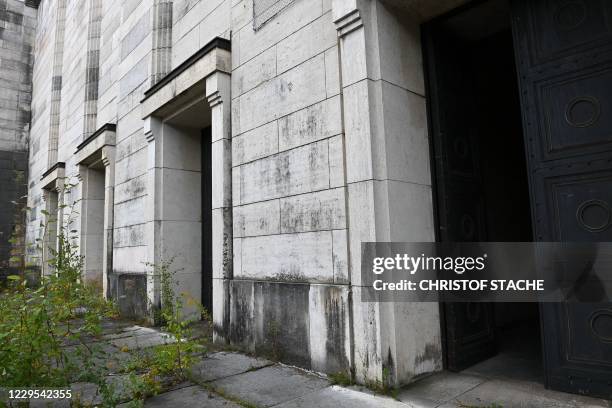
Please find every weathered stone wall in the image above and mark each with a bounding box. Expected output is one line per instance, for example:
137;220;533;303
26;0;56;255
228;0;351;373
26;0;158;298
0;150;27;279
110;0;155;291
172;0;230;68
0;0;36;278
22;0;459;386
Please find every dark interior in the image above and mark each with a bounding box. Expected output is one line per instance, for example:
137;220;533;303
202;126;213;314
467;27;542;383
427;0;543;382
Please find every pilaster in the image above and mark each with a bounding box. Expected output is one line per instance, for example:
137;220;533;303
144;116;163;310
206;71;232;343
101;146;115;298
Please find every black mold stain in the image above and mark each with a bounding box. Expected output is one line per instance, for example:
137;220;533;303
229;280;253;347
414;342;442;369
323;286;349;373
254;281;310;368
384;347;395;386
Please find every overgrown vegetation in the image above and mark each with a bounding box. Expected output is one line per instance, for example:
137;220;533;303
1;169;28;283
0;183;117;391
328;371;354;387
119;260;207;407
0;181;209;407
361;366;399;399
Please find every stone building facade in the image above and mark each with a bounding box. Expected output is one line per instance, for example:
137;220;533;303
17;0;612;399
0;0;36;279
23;0;451;386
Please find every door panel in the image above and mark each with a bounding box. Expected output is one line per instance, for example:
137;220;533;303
539;67;612;159
511;0;612;398
423;21;497;372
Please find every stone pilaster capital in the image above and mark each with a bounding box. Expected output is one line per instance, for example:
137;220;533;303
205;72;231;109
144;116;160;144
101;146;115;167
334;8;363;37
332;0;364;37
206;90;223;108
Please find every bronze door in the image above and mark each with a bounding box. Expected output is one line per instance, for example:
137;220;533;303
511;0;612;398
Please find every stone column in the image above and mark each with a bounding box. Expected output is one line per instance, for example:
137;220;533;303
47;0;67;168
41;189;58;277
333;0;387;385
43;182;65;276
144;116;163;311
76;165;89;273
151;0;173;85
101;146;115;298
83;0;102;138
206;72;232;343
333;0;442;386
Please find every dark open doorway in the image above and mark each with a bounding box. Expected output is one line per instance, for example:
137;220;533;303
423;0;542;383
201;126;213;314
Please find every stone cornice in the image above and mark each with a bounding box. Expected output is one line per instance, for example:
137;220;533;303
141;37;231;119
74;123;117;166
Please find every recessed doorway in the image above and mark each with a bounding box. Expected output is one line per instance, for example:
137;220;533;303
159;97;213;316
423;0;542;383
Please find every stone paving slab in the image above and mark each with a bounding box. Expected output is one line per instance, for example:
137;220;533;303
396;371;486;405
436;378;611;408
274;385;425;408
103;326;159;341
463;351;543;383
118;385;242;407
210;365;330;407
109;331;175;351
27;376;133;407
61;341;131;374
348;385;438;408
190;351;273;382
31;322;611;408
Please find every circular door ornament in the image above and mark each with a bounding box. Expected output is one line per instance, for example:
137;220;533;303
589;310;612;343
554;1;587;31
576;199;611;232
565;96;601;128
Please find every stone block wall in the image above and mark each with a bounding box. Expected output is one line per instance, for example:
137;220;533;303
110;0;155;287
228;0;351;373
27;0;55;251
20;0;458;386
0;0;36;279
172;0;230;68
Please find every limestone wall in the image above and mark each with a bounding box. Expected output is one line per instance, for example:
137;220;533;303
172;0;231;68
0;0;36;278
111;0;154;281
27;0;55;251
227;0;351;373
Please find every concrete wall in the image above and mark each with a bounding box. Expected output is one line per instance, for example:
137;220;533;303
0;0;36;279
